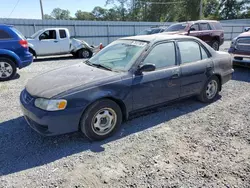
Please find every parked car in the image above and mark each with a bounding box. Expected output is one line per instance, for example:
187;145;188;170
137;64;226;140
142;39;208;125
20;35;233;141
161;20;224;51
27;28;94;58
137;26;168;35
244;27;250;32
228;31;250;67
0;24;33;81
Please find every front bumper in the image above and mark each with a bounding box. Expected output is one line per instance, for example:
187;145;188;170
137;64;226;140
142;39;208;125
20;90;84;136
228;47;250;67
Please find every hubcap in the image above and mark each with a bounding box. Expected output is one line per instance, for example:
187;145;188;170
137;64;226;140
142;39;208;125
206;80;218;99
91;108;117;136
82;50;89;58
0;62;13;78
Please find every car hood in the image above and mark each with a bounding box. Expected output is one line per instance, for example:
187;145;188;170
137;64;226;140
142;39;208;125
26;63;119;98
237;32;250;38
159;31;187;35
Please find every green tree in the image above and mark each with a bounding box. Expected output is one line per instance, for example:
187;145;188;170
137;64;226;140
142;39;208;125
75;10;95;20
50;8;71;20
219;0;244;19
203;0;220;19
91;6;108;20
44;14;54;20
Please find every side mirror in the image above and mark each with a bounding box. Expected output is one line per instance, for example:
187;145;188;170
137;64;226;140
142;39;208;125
138;63;156;73
188;27;196;35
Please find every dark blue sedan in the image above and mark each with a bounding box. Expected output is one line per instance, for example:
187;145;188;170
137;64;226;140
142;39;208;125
20;35;233;140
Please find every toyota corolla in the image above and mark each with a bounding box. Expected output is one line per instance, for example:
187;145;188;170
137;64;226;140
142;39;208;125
20;35;233;140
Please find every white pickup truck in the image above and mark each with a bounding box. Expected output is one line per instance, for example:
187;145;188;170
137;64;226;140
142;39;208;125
27;28;94;58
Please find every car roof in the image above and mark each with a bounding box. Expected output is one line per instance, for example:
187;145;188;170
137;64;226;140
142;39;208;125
121;34;198;43
0;24;13;28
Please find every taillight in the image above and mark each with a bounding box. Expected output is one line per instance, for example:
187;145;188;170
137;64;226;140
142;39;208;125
19;40;28;48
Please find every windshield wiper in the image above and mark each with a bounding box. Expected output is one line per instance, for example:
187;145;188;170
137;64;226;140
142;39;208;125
92;63;113;71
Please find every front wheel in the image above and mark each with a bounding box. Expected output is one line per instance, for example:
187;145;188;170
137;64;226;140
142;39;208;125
80;99;122;141
0;58;17;81
77;49;92;59
198;76;220;103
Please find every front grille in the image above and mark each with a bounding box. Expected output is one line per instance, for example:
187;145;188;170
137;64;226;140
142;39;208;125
22;90;34;104
236;37;250;51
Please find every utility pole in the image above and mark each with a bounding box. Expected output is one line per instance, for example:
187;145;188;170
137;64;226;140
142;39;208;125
199;0;203;19
40;0;44;19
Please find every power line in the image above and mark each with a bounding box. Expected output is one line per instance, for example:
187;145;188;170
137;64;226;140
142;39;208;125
8;0;21;17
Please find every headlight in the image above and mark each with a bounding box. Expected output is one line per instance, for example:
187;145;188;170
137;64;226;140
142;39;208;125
34;98;67;111
231;37;237;48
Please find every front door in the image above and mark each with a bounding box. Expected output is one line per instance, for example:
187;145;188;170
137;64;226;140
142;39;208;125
189;23;202;40
37;30;60;55
132;42;181;110
199;22;213;44
177;40;213;97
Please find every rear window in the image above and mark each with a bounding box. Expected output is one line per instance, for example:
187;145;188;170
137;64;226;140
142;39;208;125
166;23;188;32
211;22;223;30
0;30;12;40
59;30;67;38
200;23;211;30
11;27;25;39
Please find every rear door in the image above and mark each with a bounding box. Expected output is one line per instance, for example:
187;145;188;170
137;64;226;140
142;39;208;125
177;40;213;97
199;22;213;44
132;41;181;110
59;29;70;53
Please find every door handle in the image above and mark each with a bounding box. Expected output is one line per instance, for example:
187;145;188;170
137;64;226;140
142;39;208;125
171;73;180;79
54;41;58;43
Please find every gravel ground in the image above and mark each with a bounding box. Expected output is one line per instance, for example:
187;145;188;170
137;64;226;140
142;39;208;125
1;42;250;188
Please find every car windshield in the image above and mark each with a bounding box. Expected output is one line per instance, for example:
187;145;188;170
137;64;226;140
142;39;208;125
138;28;161;35
30;30;42;39
87;40;148;72
166;23;188;32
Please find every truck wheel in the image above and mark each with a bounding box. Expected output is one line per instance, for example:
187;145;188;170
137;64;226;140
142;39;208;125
0;57;17;81
77;49;92;59
211;40;219;51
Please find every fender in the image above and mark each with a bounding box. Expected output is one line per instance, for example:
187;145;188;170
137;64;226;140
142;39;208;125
0;49;22;68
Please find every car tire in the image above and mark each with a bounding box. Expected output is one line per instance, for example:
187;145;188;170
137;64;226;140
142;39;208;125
211;40;219;51
0;57;17;81
198;76;220;103
77;49;93;59
80;99;122;141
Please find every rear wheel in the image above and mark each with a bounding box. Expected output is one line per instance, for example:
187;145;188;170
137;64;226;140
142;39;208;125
198;76;220;103
211;40;219;51
0;58;17;81
77;49;92;59
80;99;122;141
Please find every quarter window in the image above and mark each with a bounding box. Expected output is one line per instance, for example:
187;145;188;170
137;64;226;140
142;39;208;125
59;30;66;38
143;42;176;69
0;30;11;39
200;23;211;30
201;46;208;59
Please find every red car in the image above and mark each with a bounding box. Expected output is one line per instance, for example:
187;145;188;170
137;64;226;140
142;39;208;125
161;20;224;51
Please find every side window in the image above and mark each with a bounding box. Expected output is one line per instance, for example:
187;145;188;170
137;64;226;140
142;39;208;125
190;24;199;31
178;41;201;63
0;30;11;40
201;46;209;59
39;30;56;40
143;42;176;69
200;23;211;31
59;30;66;38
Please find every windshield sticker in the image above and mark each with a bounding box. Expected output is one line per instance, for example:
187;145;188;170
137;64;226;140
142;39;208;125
131;41;147;46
